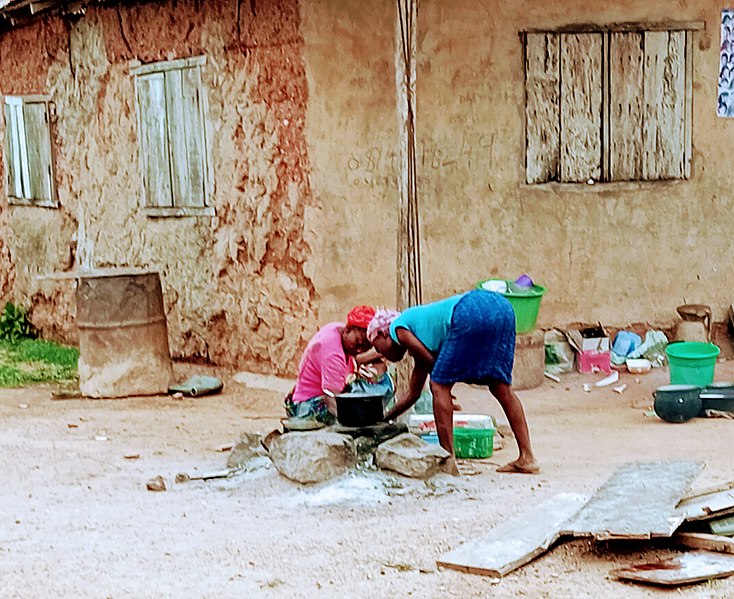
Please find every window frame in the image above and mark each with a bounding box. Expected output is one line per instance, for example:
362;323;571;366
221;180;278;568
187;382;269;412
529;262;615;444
3;94;59;208
522;21;702;186
131;56;214;218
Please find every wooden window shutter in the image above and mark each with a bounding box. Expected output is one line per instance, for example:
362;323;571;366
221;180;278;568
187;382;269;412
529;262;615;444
181;66;206;207
525;33;560;184
4;97;30;199
136;73;173;207
559;33;603;183
609;33;645;181
22;100;54;203
163;66;206;207
643;31;687;180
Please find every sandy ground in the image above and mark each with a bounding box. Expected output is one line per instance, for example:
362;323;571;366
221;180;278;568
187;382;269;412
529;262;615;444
1;362;734;599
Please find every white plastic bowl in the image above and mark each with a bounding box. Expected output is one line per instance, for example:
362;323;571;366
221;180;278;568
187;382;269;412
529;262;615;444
627;358;652;374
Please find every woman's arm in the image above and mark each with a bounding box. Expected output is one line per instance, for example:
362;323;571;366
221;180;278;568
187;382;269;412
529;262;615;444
384;359;430;421
355;347;382;366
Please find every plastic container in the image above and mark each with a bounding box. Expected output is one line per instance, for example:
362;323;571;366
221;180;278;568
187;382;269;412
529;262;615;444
477;279;547;333
408;413;494;435
627;358;652;375
666;342;720;386
454;428;494;459
420;428;495;459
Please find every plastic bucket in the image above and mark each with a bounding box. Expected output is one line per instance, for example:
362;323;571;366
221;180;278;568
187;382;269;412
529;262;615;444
477;279;546;333
454;427;494;459
420;429;495;459
666;342;720;386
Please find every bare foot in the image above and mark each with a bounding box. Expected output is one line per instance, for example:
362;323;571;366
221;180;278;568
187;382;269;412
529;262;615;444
441;456;461;476
496;458;541;475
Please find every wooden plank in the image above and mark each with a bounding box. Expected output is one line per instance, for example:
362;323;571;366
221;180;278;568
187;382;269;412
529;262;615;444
609;32;644;181
130;55;206;77
436;493;588;578
564;461;703;540
136;72;172;207
674;532;734;555
164;68;191;208
560;33;602;183
4;100;23;198
683;30;693;179
643;31;686;180
22;101;53;203
523;21;705;34
679;482;734;522
525;33;560;184
5;97;30;199
181;66;206;207
610;552;734;587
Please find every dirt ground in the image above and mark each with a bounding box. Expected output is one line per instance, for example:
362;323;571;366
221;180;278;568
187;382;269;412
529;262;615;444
1;362;734;599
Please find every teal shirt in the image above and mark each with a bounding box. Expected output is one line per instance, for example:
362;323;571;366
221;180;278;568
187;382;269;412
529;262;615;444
390;292;467;354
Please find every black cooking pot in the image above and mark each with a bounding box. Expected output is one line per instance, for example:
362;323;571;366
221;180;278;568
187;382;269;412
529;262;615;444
653;385;702;423
335;391;385;427
699;382;734;415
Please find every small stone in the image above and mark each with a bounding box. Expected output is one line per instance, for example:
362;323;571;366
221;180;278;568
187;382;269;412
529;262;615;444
67;423;78;429
18;403;28;409
94;435;108;442
124;453;140;460
175;473;190;483
146;475;166;492
171;392;184;399
375;433;450;479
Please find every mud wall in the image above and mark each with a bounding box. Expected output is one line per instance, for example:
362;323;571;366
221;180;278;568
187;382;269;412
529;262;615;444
303;0;734;331
0;0;317;374
1;0;733;375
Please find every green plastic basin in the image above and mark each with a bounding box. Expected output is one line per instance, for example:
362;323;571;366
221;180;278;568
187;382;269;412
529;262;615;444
477;279;547;333
666;342;720;386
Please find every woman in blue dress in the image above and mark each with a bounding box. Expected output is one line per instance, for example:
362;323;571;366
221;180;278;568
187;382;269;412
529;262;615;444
367;289;539;475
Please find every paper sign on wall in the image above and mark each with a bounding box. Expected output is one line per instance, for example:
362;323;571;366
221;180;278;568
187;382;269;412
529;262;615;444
718;9;734;117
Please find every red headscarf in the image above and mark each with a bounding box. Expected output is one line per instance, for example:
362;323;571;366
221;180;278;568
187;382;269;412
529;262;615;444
346;305;376;329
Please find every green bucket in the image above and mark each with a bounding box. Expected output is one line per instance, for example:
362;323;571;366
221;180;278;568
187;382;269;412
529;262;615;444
476;279;547;333
453;427;494;459
666;341;720;386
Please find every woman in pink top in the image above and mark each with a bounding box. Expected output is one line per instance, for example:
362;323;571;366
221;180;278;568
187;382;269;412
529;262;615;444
284;305;378;423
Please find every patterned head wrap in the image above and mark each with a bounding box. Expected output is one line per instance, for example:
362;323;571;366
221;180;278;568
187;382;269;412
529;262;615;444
367;309;401;344
346;305;376;329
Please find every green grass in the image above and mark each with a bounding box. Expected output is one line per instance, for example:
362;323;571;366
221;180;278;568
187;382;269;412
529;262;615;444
0;338;79;387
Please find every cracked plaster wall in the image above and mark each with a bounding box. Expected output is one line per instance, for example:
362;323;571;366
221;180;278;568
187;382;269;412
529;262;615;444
3;0;734;376
0;0;317;374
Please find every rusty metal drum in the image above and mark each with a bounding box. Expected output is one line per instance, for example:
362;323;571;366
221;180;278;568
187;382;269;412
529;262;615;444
76;271;172;398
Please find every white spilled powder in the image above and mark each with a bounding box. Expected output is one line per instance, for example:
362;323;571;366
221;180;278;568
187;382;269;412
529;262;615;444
282;471;396;508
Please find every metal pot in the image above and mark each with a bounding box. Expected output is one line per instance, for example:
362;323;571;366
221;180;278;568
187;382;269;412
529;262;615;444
653;385;702;423
699;382;734;415
335;391;385;427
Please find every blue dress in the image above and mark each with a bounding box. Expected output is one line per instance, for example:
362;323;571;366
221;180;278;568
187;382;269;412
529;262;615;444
392;289;516;386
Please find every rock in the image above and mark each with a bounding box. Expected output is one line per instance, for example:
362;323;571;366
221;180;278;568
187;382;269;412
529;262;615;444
175;473;190;484
268;431;356;484
330;422;408;458
262;429;282;452
375;433;450;479
146;475;167;492
226;432;267;469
